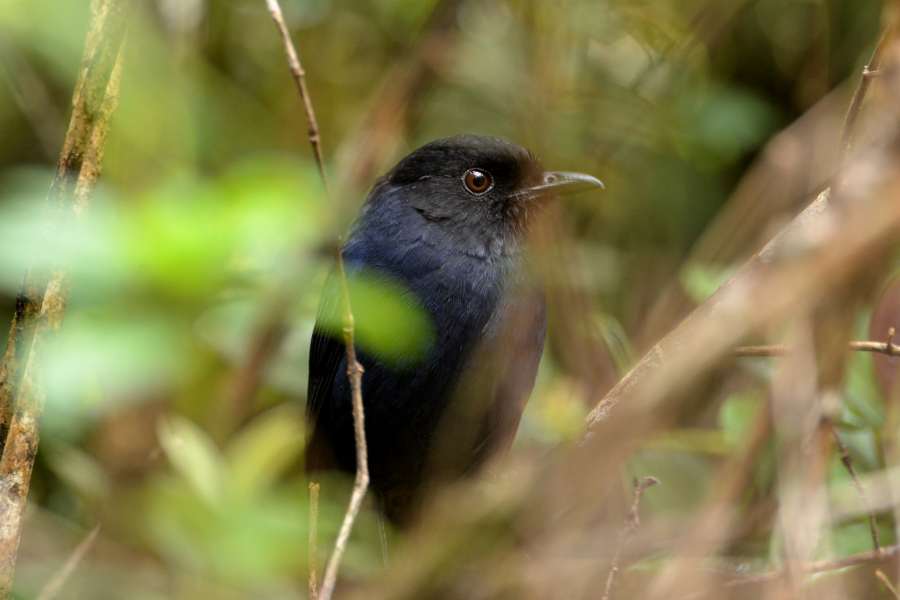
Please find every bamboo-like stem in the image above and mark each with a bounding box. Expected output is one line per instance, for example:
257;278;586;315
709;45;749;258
0;0;130;595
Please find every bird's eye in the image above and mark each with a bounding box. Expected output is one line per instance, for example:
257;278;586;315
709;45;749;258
462;168;493;195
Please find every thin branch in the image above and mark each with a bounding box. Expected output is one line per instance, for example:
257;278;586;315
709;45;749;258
735;330;900;358
226;0;335;424
725;542;900;587
263;3;369;598
840;24;894;161
876;569;900;600
601;476;659;600
0;0;129;595
264;0;328;195
318;256;368;600
308;482;320;600
829;421;881;551
36;526;100;600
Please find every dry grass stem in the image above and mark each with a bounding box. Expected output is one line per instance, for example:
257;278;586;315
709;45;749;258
830;422;882;550
264;0;328;194
308;481;320;600
35;526;100;600
262;2;369;596
601;476;658;600
876;569;900;599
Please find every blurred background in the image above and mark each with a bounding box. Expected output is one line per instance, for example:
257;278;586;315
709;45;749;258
0;0;896;598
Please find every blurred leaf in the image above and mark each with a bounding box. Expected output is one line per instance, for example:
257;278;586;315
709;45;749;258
719;391;762;447
225;405;306;498
680;263;733;303
158;416;225;506
44;443;111;503
316;268;435;363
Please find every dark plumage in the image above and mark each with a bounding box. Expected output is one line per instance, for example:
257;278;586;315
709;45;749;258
305;134;602;525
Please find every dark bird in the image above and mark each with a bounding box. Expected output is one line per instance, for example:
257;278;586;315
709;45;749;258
305;134;603;525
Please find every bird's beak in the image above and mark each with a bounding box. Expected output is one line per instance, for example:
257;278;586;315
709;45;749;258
523;171;605;198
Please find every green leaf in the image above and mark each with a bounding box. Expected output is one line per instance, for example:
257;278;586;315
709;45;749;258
225;405;306;497
316;269;435;363
158;416;226;505
680;263;733;303
719;391;762;447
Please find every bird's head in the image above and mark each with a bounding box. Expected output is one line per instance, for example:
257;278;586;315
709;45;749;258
378;134;603;259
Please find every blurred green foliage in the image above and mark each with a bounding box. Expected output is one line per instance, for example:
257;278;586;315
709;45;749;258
0;0;891;596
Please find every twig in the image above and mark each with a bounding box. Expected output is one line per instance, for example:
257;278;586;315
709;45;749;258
318;256;368;600
829;422;881;551
735;331;900;358
0;0;129;595
601;476;659;600
36;526;100;600
840;24;894;161
876;569;900;599
726;542;900;587
308;482;320;600
226;0;337;425
262;3;369;597
264;0;328;195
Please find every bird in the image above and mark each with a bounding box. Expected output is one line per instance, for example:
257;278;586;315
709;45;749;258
305;134;603;526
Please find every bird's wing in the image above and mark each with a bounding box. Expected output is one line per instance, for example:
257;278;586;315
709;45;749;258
428;288;547;477
470;290;547;463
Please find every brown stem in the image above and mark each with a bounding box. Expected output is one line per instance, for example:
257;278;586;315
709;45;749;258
0;0;130;595
601;476;658;600
308;481;320;600
734;336;900;358
36;526;100;600
726;542;900;587
318;252;369;600
264;0;328;195
829;421;882;551
262;3;369;597
840;24;894;161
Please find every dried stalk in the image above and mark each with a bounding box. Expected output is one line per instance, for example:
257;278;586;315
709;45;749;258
318;256;368;600
601;476;658;600
830;421;882;551
264;0;328;194
840;24;894;160
262;3;368;598
36;526;100;600
876;569;900;600
308;481;320;600
726;542;900;587
735;331;900;357
0;0;130;595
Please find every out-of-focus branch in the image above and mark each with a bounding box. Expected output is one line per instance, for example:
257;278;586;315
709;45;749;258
876;569;900;599
726;542;900;587
735;329;900;357
308;481;320;600
601;476;658;600
829;422;881;551
840;24;895;160
36;526;100;600
0;0;130;595
261;3;368;598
